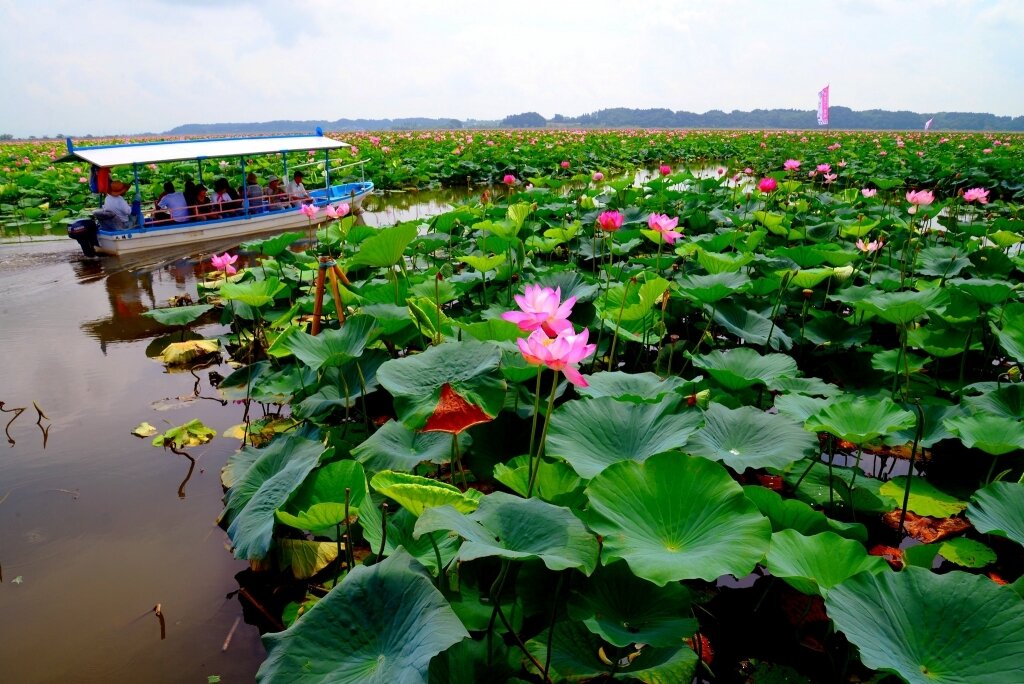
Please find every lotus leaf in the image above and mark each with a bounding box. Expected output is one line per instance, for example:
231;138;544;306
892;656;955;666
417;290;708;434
352;419;469;473
805;395;916;445
710;302;793;350
152;418;216;449
158;338;220;365
742;486;867;543
492;455;584;508
370;471;482;517
360;506;460;575
141;304;213;326
944;413;1024;455
826;567;1024;684
962;384;1024;420
221;277;286;307
278;539;340;579
546;395;704;479
766;530;886;597
584;452;771;585
937;537;996;568
348;222;418;268
967;481;1024;547
690;347;798;391
878;477;966;518
282;314;377;370
687;404;817;471
257;552;468;683
575;371;696;404
413;491;598;574
676;271;750;304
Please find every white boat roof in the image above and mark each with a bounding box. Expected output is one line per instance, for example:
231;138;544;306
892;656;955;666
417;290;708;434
57;133;349;167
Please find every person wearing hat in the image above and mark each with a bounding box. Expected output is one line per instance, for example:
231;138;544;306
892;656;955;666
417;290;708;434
265;175;287;210
285;170;311;207
102;180;133;226
243;172;266;214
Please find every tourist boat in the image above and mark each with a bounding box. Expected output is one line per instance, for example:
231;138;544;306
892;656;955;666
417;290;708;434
58;130;373;256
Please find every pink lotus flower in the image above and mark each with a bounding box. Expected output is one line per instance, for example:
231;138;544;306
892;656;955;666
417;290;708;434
516;328;596;387
906;190;935;206
856;237;884;253
783;159;801;171
300;204;320;219
503;174;516;186
336;202;351;217
659;164;672;176
758;177;778;194
983;148;992;154
743;167;753;175
963;187;989;204
816;163;832;173
647;213;683;244
78;176;88;183
823;173;838;184
592;171;604;182
861;188;878;198
560;160;570;169
211;252;238;275
502;285;576;337
596;210;624;232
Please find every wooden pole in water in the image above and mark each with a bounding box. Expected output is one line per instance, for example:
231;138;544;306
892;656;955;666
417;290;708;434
326;263;346;325
311;259;328;336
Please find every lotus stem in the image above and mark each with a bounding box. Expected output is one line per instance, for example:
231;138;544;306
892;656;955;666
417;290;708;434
428;535;445;591
543;572;566;681
526;370;544;489
376;502;389;560
334;521;343;587
344;487;355;572
486;559;512;665
607;279;633;372
528;374;560;497
897;400;925;541
451;433;468;490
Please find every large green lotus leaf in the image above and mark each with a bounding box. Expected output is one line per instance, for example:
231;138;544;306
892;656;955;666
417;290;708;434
697;247;753;274
377;340;506;431
773;393;831;423
567;561;696;648
152;418;217;449
576;371;697;404
292;352;388;419
805;395;916;445
782;460;897;514
492;455;584;508
963;385;1024;421
278;539;339;580
871;348;930;375
801;312;872;348
766;530;886;597
690;347;798;391
282;314;377;370
944;413;1024;455
275;503;351;535
967;481;1024;547
241;231;303;256
676;271;750;304
584;452;771;585
937;537;996;568
221;444;262;488
915;246;971;278
352;419;468;473
710;302;793;350
221;277;286;307
826;567;1024;684
370;471;481;517
948;278;1018;305
158;339;220;366
992;313;1024;364
534;270;600;304
853;288;947;325
878;477;966;518
906;323;981;358
413;492;598;574
349;222;418;268
141;304;213;326
221;435;327;560
458;318;525;343
525;619;697;683
257;552;468;683
687;404;817;471
774;267;835;289
768;375;842;397
546;395;704;479
883;402;960;449
460;253;506;272
742;486;867;543
275;460;369;533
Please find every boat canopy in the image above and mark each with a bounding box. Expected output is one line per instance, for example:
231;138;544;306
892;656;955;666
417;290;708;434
56;133;350;167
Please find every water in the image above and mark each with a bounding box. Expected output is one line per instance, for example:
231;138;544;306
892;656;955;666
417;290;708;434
0;192;476;683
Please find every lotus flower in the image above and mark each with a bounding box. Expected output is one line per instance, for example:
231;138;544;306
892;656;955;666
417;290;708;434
560;160;570;169
783;159;801;171
906;190;935;206
758;177;778;194
862;188;878;198
336;202;351;217
823;173;838;184
502;284;576;337
324;205;339;219
300;203;320;219
503;174;516;185
816;163;832;173
596;210;624;232
516;328;596;387
963;187;989;204
856;237;884;253
592;171;604;182
659;164;672;176
647;213;683;244
211;252;238;275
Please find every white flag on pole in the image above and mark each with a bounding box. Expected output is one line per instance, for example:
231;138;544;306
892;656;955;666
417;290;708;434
817;85;830;126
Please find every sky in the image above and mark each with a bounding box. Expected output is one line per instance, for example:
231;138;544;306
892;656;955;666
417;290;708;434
1;0;1022;137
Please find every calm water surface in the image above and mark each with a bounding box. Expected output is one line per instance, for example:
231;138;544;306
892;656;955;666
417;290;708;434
0;190;474;683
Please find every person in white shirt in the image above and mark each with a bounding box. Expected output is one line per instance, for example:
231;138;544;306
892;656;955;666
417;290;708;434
285;171;311;207
102;180;132;226
156;181;190;223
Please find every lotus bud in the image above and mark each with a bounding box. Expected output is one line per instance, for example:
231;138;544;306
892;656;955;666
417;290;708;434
832;265;855;283
579;195;596;209
802;288;814;299
1009;366;1021;381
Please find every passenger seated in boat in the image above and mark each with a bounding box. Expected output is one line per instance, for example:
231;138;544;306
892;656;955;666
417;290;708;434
98;180;133;228
212;178;241;217
243;172;266;214
193;184;216;220
265;175;288;209
155;181;190;224
285;171;312;206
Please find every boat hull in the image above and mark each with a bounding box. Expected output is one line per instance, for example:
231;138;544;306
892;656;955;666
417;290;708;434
95;182;372;256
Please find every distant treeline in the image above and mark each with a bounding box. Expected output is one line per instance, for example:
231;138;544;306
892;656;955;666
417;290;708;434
162;107;1024;135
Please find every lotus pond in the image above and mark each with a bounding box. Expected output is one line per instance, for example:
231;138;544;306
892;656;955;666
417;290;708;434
4;129;1024;683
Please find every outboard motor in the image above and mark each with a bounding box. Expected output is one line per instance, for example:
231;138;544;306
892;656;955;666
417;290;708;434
68;218;99;257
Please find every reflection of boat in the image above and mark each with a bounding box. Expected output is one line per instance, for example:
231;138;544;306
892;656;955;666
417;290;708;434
58;131;373;256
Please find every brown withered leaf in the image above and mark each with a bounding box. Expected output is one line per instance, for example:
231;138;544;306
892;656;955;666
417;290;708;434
882;509;971;543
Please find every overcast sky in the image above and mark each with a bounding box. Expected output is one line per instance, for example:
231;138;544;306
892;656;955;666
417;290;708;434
1;0;1022;137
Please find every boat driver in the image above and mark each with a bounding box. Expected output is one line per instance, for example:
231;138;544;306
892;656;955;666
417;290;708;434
102;180;133;227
